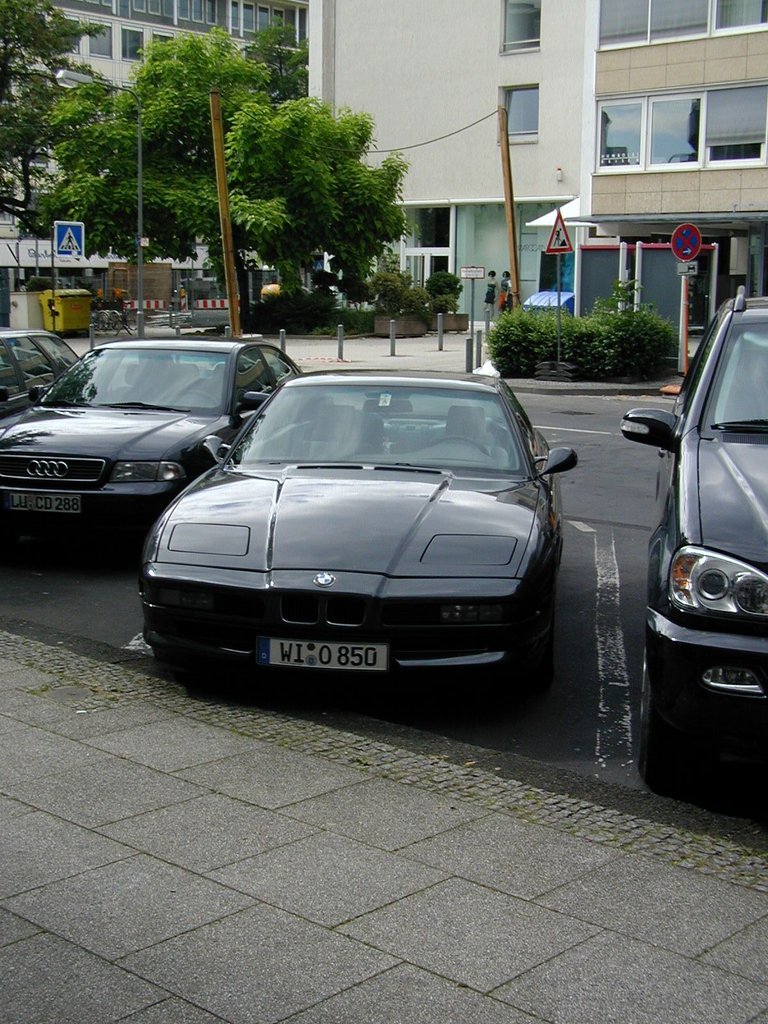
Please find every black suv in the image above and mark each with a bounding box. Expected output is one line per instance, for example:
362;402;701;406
622;289;768;795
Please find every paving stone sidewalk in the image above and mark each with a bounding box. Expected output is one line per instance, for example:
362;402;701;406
1;631;767;1024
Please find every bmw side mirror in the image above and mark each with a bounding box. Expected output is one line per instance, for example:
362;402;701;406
28;384;49;403
539;446;578;476
621;408;677;452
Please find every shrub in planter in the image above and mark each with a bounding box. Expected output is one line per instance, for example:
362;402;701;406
425;271;462;315
369;270;431;329
250;290;338;334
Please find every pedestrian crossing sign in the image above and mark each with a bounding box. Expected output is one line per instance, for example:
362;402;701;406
53;221;85;258
545;209;573;255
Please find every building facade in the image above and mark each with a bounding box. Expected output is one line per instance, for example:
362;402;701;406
309;0;768;325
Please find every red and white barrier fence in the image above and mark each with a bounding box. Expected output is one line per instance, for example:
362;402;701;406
125;299;168;310
195;298;229;309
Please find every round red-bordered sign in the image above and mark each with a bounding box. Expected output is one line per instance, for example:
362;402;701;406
671;223;702;262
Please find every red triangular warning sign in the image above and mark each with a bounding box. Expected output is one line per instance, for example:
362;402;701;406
545;209;573;255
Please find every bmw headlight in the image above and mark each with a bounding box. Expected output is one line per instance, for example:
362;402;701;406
670;546;768;617
110;461;186;483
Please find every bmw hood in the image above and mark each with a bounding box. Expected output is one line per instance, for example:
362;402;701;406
0;406;214;461
698;438;768;567
153;468;541;579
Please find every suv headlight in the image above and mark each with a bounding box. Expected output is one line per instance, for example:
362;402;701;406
670;546;768;617
110;461;186;483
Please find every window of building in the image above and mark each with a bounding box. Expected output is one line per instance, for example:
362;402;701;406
153;31;173;43
243;2;256;32
206;0;217;21
503;0;541;51
179;0;190;17
706;86;767;160
272;7;284;23
599;86;766;170
258;5;270;29
122;27;143;60
600;0;766;44
119;0;129;15
89;24;113;57
716;0;768;28
504;86;539;138
191;0;204;21
230;1;239;31
599;102;643;166
133;0;146;12
297;7;307;40
649;96;700;164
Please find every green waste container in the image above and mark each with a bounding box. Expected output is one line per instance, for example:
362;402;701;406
38;289;92;334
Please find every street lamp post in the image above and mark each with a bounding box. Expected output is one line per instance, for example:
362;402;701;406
55;70;144;337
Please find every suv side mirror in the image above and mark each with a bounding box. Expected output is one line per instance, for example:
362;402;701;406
621;408;677;452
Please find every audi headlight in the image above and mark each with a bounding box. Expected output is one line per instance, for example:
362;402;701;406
670;546;768;617
110;461;186;483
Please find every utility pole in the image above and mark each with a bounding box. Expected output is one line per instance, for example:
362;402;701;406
210;89;241;338
498;105;520;309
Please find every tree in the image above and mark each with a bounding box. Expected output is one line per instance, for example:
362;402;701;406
246;23;308;103
0;0;97;233
42;29;407;328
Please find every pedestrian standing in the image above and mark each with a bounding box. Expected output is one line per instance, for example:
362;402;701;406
483;271;497;320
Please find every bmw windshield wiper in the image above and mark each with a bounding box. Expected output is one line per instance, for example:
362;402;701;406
103;402;186;412
42;399;89;407
711;419;768;432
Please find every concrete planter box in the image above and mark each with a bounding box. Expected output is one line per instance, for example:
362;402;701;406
431;313;469;332
373;315;429;337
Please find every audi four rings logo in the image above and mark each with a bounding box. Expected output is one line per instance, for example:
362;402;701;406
26;459;69;478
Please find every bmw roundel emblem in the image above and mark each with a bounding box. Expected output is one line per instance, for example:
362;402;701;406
313;572;336;588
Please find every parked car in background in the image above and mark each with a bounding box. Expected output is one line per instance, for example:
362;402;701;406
140;370;577;690
0;328;79;419
0;338;301;541
621;289;768;796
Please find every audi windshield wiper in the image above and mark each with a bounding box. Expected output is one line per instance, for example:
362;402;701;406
103;402;186;412
711;419;768;432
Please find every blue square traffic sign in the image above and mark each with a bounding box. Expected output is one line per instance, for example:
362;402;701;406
53;220;85;258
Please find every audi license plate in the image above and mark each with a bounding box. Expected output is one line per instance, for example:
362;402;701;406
5;491;82;514
257;637;388;671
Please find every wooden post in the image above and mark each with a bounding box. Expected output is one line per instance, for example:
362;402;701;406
498;105;520;309
209;89;241;338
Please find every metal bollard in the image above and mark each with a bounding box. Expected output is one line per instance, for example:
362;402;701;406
437;312;444;351
89;324;95;350
224;325;231;338
337;323;344;360
476;329;483;369
279;328;286;353
389;319;396;356
465;337;473;373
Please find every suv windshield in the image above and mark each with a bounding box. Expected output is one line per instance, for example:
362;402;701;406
707;323;768;428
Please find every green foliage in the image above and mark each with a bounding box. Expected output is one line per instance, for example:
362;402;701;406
488;301;676;380
368;271;412;316
250;290;339;334
0;0;100;232
23;276;53;292
425;271;462;314
245;23;308;103
41;30;408;312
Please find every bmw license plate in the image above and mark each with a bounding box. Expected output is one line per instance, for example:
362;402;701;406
257;637;389;671
5;491;81;514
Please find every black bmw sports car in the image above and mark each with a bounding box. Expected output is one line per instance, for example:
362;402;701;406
0;338;301;541
622;289;768;795
141;371;577;688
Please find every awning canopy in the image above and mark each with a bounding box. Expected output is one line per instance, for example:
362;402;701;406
526;197;593;228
